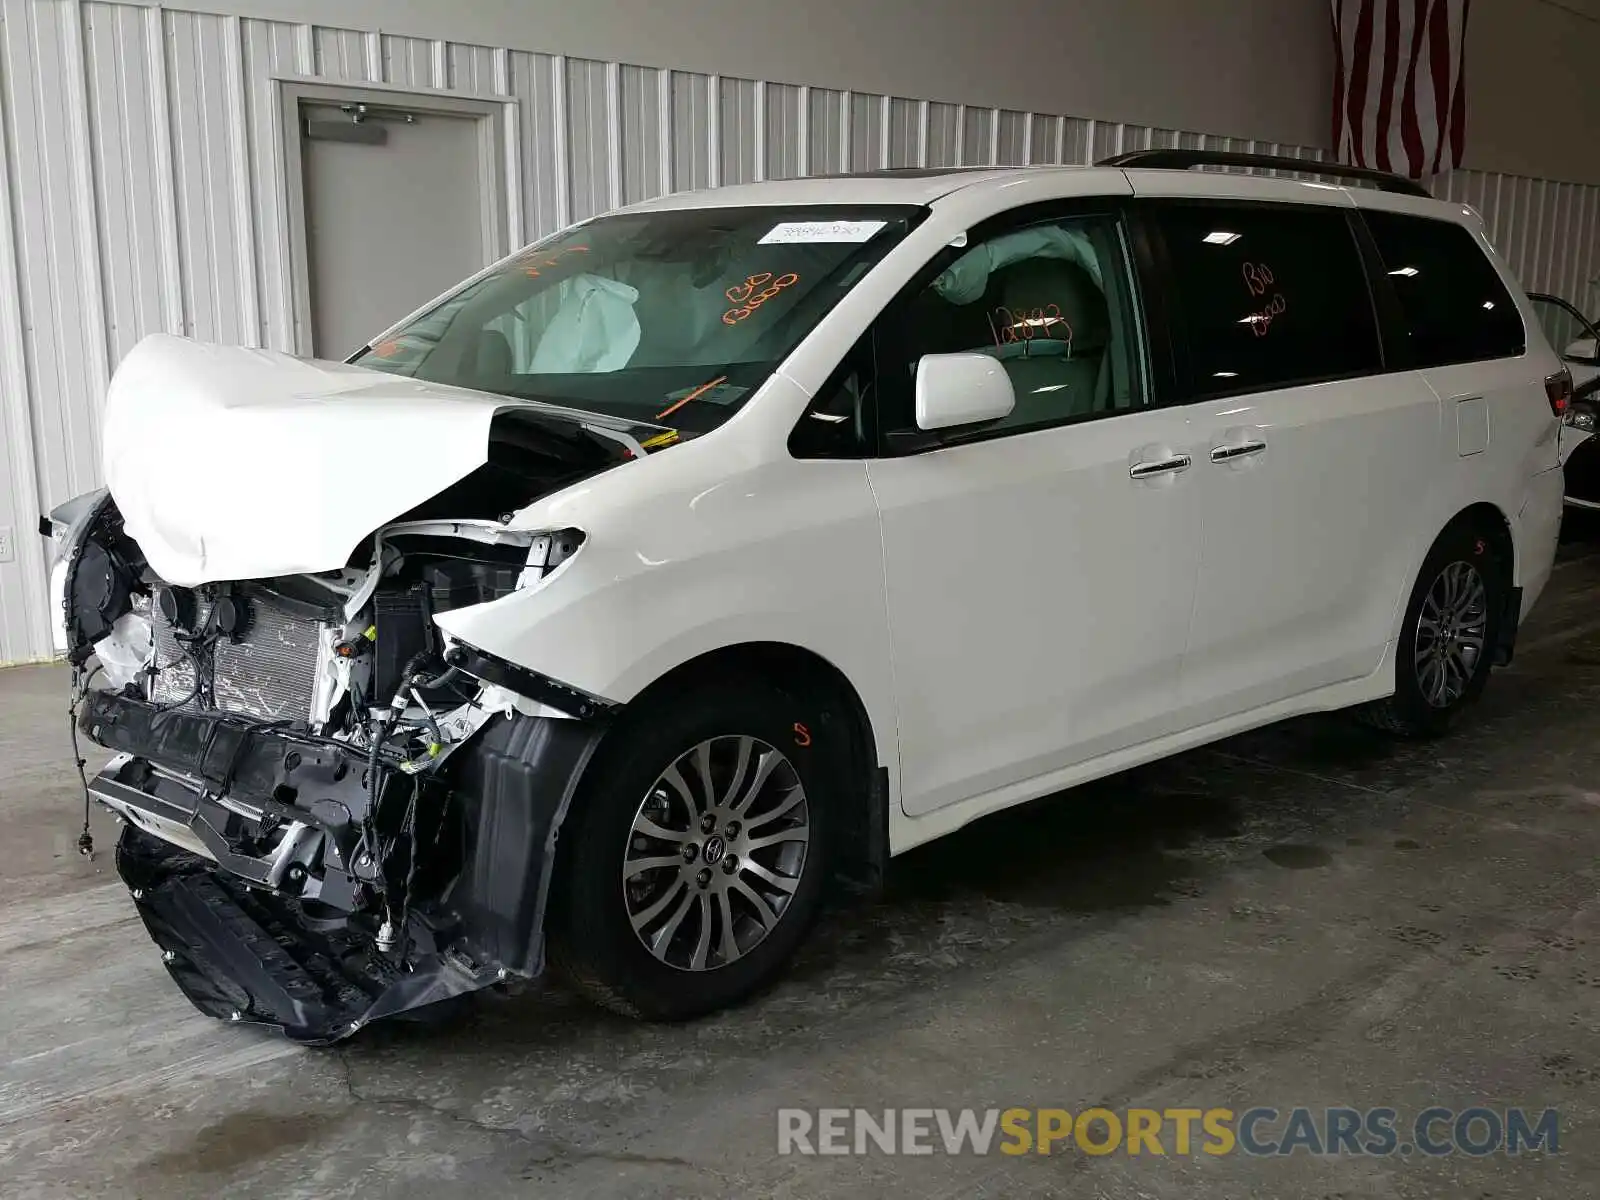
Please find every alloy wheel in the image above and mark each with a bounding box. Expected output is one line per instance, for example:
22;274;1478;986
1413;560;1489;709
622;735;811;972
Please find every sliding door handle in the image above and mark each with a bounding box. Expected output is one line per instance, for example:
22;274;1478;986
1129;453;1192;479
1210;440;1267;463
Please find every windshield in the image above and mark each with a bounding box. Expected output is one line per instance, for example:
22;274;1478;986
353;205;919;438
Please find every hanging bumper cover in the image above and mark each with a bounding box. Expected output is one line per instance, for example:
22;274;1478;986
81;688;606;1043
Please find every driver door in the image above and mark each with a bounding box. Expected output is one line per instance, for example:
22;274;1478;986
865;204;1204;818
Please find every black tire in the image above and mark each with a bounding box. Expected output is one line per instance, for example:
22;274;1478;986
1361;520;1508;738
547;674;835;1021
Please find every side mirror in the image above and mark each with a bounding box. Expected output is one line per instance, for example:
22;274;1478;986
914;352;1015;431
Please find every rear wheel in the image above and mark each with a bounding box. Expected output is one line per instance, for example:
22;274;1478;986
1361;521;1507;737
548;676;833;1020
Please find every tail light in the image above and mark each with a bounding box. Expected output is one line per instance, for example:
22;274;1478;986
1547;367;1573;417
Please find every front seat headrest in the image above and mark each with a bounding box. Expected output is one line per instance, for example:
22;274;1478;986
991;258;1109;357
473;328;514;379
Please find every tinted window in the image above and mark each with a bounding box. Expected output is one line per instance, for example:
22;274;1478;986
1152;203;1382;398
882;213;1144;446
1362;210;1525;367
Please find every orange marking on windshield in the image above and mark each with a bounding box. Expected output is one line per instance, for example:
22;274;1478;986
372;339;403;358
656;376;728;422
722;271;800;325
522;245;590;277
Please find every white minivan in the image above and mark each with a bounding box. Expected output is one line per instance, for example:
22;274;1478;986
51;151;1566;1041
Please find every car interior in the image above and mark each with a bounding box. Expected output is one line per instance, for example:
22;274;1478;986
903;220;1139;432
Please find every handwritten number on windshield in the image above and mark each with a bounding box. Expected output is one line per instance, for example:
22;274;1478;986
723;272;799;326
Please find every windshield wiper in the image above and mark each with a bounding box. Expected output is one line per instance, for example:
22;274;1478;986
656;375;729;422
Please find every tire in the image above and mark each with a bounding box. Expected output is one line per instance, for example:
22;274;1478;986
547;674;834;1021
1360;520;1508;738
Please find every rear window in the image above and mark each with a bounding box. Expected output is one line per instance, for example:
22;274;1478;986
1361;210;1525;368
1150;202;1383;398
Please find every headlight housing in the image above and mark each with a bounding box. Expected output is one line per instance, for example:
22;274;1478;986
42;488;109;566
41;488;110;652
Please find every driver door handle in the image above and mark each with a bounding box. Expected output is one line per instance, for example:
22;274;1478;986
1210;440;1267;463
1129;453;1192;479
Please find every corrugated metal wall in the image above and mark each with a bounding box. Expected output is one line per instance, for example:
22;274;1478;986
1;0;1597;664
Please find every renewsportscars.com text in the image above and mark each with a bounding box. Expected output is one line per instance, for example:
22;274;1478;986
776;1106;1559;1157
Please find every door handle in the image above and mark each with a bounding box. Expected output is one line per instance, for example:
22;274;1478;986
1209;440;1267;463
1129;453;1192;479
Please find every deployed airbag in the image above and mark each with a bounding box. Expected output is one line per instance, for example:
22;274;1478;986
934;225;1105;304
529;274;642;373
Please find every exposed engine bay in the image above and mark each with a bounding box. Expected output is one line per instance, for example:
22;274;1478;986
53;401;644;1042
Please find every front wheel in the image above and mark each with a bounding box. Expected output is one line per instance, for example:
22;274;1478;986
1361;522;1507;737
547;677;833;1020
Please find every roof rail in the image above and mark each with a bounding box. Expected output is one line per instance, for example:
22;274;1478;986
1098;149;1432;199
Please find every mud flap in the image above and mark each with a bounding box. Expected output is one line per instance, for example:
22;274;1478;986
1492;585;1524;667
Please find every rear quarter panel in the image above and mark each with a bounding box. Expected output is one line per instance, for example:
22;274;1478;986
1411;352;1561;594
1348;190;1563;631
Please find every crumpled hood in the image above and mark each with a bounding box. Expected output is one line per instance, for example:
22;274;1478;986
103;333;639;585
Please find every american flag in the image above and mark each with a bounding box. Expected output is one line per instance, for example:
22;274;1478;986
1331;0;1470;180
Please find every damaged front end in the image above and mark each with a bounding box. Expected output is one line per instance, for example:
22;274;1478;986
51;351;653;1042
92;695;599;1041
63;499;613;1042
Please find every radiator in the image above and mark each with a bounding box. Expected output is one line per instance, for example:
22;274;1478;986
149;588;327;722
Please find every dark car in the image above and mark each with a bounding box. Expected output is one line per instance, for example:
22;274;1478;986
1530;293;1600;510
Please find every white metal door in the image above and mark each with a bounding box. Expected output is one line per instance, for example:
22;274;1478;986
1134;192;1442;728
1178;376;1441;728
868;409;1202;817
300;101;488;360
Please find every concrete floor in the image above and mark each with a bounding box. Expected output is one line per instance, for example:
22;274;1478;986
7;555;1600;1199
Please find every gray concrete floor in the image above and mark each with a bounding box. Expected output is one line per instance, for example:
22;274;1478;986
8;553;1600;1199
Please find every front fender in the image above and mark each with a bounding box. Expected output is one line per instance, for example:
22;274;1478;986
432;454;899;778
